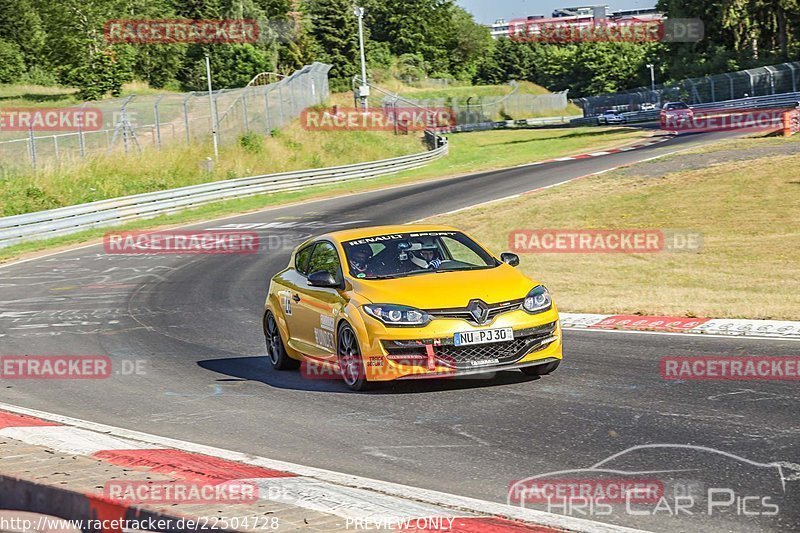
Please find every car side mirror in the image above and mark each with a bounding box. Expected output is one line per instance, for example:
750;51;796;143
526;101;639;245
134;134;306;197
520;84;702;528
308;270;339;288
500;252;520;267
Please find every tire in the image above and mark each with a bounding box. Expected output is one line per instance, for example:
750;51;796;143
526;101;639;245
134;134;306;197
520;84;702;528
336;323;370;391
265;311;299;370
520;360;560;377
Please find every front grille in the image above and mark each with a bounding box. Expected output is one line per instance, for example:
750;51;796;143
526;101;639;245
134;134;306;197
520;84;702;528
426;298;524;325
382;321;558;370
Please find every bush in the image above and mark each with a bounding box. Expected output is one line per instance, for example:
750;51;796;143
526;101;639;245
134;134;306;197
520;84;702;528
179;44;274;91
397;54;428;83
21;65;58;86
239;132;264;154
66;48;134;101
0;40;25;83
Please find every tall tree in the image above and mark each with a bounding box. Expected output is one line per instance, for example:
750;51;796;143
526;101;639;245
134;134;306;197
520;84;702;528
305;0;359;90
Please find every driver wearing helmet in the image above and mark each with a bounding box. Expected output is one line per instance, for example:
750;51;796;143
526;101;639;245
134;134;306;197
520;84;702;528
349;244;374;275
409;237;443;270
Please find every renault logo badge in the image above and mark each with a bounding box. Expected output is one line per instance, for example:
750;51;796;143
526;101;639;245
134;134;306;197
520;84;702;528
468;300;490;324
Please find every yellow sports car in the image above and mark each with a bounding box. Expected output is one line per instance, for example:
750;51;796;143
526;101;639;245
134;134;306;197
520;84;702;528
263;225;561;391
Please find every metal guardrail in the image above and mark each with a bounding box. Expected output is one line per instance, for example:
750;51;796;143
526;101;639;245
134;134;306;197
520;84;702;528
571;92;800;126
451;115;583;133
0;138;449;249
574;61;800;116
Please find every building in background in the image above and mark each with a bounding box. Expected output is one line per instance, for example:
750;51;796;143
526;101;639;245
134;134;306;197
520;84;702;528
552;5;609;19
489;4;661;39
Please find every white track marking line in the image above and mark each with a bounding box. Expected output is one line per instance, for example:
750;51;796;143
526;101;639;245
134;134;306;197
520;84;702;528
564;327;800;342
0;402;648;533
245;477;462;520
412;140;685;224
0;241;103;270
417;195;521;219
559;313;611;328
0;426;159;455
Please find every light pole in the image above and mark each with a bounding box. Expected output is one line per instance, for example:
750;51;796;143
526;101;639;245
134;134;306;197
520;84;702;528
646;63;656;92
354;6;369;110
205;54;219;161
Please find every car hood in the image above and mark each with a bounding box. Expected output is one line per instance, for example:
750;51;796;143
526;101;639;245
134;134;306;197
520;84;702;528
350;265;540;308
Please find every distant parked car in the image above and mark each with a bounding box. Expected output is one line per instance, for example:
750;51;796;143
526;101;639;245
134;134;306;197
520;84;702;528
597;110;627;125
660;101;694;127
641;103;657;111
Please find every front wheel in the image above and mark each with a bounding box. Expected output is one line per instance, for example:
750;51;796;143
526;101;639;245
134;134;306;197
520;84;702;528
520;360;560;377
265;311;299;370
337;323;370;391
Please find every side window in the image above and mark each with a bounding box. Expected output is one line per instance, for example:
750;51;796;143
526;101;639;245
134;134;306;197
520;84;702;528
295;245;314;275
307;242;343;284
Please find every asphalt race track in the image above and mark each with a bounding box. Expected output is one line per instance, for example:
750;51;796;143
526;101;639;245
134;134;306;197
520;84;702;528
1;129;797;533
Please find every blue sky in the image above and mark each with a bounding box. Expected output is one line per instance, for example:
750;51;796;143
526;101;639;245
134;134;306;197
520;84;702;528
456;1;658;24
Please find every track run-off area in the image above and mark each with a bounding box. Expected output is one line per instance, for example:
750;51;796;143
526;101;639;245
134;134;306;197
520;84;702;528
0;128;798;533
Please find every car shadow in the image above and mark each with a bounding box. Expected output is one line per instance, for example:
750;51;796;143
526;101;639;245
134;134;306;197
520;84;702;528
197;355;541;395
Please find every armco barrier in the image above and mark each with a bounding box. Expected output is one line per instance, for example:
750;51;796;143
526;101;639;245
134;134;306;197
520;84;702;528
572;92;800;126
0;137;448;249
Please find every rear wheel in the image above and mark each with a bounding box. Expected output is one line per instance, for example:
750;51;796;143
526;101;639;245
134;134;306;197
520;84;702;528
520;360;560;376
265;311;299;370
337;323;370;391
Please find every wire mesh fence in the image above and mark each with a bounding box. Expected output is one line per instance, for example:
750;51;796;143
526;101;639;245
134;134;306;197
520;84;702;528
574;61;800;116
0;62;331;169
380;81;570;126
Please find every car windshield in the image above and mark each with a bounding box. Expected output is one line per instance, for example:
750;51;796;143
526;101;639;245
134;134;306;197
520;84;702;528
342;231;498;280
666;102;689;110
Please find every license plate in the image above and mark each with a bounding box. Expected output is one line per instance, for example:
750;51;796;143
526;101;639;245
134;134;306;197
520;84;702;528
454;327;513;346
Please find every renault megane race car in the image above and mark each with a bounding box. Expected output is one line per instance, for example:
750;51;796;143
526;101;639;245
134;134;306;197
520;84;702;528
263;225;562;390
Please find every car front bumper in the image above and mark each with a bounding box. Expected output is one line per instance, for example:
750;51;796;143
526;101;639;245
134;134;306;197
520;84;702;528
356;308;562;381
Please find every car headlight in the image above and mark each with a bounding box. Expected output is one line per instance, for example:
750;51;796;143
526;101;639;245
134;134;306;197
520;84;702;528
363;304;431;326
523;286;552;314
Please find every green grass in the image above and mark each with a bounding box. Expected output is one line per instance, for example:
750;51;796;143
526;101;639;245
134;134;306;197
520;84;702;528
377;81;552;100
424;136;800;320
0;83;79;107
407;126;648;179
0;81;183;107
366;80;582;117
0;123;424;216
0;126;649;262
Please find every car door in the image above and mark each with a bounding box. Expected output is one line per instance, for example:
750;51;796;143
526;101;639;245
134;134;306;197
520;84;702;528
291;241;346;361
274;242;314;348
